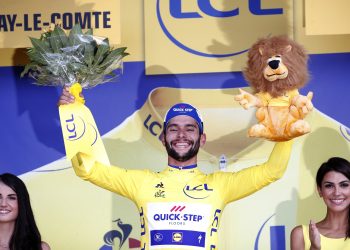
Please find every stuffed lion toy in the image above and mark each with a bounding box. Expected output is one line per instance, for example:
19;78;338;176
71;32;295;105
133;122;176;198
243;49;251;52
235;35;313;141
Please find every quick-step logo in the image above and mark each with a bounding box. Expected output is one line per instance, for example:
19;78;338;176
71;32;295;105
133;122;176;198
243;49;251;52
153;205;204;226
148;203;211;248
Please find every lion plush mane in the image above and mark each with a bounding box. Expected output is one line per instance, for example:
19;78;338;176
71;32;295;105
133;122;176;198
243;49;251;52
244;35;309;97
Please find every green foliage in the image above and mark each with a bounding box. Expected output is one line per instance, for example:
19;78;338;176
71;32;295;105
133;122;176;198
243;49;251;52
21;23;129;88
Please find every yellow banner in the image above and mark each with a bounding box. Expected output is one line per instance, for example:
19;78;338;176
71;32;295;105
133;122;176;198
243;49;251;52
306;0;350;35
0;0;120;48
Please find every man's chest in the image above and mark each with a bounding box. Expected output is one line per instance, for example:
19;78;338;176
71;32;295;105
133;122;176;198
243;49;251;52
136;174;222;204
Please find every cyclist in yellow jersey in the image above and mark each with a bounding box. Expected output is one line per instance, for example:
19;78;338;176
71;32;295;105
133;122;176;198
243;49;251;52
59;89;293;249
291;157;350;250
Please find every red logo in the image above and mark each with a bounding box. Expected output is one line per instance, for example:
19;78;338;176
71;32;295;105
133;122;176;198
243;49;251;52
170;205;186;212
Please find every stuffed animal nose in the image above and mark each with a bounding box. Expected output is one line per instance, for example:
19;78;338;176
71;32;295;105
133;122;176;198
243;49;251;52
268;60;280;70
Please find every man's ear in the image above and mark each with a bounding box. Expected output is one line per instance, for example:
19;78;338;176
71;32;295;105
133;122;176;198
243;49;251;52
200;133;206;147
161;132;166;146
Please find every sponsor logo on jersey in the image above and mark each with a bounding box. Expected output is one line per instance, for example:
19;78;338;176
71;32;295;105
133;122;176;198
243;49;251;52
150;229;205;248
154;233;163;242
153;205;204;223
172;232;183;242
155;182;165;188
154;190;166;198
183;183;213;199
173;107;193;112
171;205;185;212
154;182;166;198
148;203;210;247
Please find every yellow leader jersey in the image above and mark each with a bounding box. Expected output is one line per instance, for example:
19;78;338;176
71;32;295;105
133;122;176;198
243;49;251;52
72;139;292;249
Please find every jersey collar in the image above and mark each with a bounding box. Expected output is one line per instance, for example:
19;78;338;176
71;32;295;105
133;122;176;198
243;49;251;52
168;164;197;170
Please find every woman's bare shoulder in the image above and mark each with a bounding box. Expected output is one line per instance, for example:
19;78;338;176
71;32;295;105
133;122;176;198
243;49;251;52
290;225;305;250
41;241;51;250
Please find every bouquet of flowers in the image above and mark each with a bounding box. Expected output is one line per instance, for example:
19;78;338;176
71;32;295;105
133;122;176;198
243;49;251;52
21;23;128;89
20;24;128;162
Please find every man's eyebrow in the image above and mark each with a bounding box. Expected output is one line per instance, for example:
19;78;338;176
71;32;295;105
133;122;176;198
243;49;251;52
167;123;197;128
167;124;178;128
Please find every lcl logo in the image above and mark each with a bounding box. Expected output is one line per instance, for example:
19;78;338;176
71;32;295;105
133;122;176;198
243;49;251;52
156;0;285;58
183;183;213;199
169;0;283;18
65;114;85;141
65;113;98;146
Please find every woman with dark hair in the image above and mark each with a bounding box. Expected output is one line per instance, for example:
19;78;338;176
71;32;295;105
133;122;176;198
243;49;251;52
291;157;350;250
0;173;50;250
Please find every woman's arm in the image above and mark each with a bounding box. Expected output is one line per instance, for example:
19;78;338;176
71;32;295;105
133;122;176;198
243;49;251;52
290;225;305;250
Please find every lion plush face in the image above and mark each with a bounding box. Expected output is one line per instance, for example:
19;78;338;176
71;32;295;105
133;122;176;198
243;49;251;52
263;52;289;82
243;36;309;97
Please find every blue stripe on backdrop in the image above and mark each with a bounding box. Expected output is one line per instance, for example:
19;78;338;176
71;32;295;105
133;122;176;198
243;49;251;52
270;226;285;250
0;52;349;175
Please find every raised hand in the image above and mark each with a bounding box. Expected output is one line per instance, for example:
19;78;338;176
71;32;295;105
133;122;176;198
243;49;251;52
57;86;75;106
309;220;321;250
57;84;85;106
234;88;261;109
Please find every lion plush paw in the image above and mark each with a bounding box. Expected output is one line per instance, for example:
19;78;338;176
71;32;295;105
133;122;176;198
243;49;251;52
289;120;311;137
248;124;270;138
